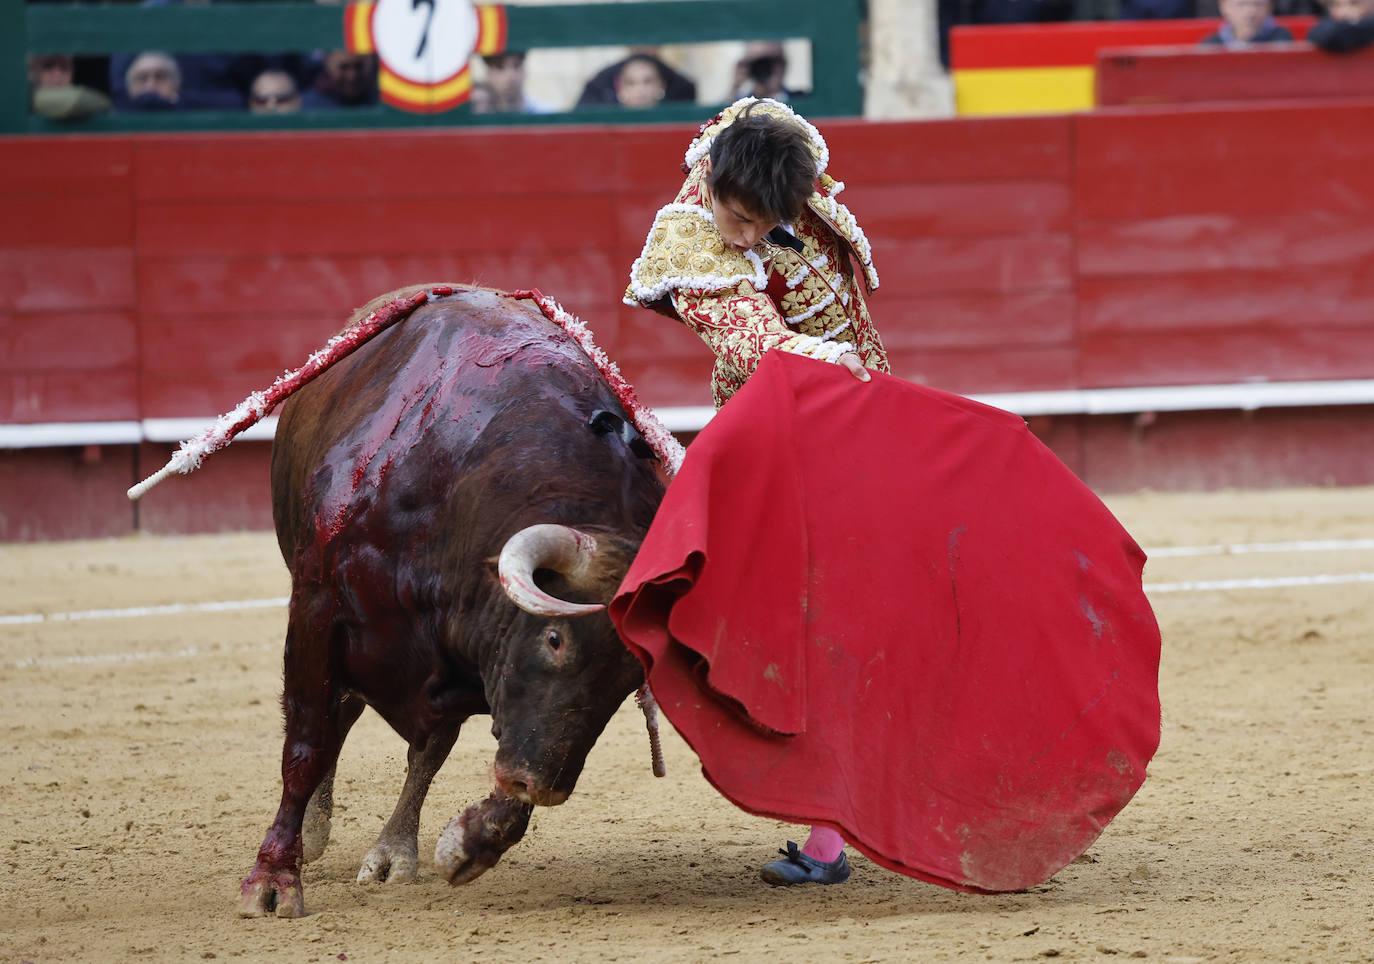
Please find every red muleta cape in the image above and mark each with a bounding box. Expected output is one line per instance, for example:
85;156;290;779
609;351;1162;893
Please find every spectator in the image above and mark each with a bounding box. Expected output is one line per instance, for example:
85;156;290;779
301;50;378;109
576;47;696;108
468;80;495;114
121;51;183;110
1322;0;1371;16
108;0;270;110
614;54;668;108
1308;0;1374;50
1195;0;1321;16
29;53;75;91
478;51;552;113
731;41;809;102
1200;0;1294;45
28;53;111;120
249;68;302;114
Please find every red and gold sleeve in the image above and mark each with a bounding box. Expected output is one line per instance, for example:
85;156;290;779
672;283;857;404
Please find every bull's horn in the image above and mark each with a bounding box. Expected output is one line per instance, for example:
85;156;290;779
498;524;607;617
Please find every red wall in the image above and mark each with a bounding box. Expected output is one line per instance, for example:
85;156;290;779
1097;45;1374;108
4;100;1374;539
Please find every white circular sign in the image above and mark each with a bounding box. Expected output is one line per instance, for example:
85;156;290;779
371;0;479;85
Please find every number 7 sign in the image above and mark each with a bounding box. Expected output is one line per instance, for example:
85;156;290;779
345;0;508;112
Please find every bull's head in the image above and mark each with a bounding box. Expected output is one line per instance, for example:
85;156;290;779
487;524;646;806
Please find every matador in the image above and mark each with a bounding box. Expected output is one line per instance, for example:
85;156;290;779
624;96;889;411
624;96;888;886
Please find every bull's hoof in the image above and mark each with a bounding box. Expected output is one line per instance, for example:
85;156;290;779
434;815;497;886
356;837;419;884
238;870;306;918
433;795;533;886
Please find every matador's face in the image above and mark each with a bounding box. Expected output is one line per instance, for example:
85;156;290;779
712;194;778;253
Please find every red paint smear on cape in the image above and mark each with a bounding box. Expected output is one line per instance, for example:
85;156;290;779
610;351;1162;893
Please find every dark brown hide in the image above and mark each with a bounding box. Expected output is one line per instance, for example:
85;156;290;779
239;288;663;917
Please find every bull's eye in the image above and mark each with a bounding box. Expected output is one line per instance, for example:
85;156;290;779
545;630;562;652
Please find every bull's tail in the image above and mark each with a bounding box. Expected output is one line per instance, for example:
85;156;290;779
127;286;453;501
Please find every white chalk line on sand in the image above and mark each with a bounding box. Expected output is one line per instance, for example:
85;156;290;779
1;538;1371;660
1146;572;1374;594
1145;537;1374;558
9;640;277;669
0;597;289;627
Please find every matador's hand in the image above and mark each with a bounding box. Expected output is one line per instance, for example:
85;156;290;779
838;352;871;383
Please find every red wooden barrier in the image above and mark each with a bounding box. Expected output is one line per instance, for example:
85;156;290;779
1098;44;1374;107
3;101;1374;538
825;116;1077;393
1076;100;1374;388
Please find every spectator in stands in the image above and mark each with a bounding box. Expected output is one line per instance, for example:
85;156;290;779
249;68;302;114
469;80;495;114
614;54;669;108
1200;0;1294;45
28;53;111;120
731;41;809;102
1308;0;1374;50
478;51;552;113
121;51;184;110
1200;0;1324;16
29;53;75;92
302;50;378;109
109;0;272;110
577;47;696;108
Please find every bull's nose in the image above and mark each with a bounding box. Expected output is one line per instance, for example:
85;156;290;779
495;768;570;807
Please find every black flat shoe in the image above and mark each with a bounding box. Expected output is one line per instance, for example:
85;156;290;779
759;840;851;886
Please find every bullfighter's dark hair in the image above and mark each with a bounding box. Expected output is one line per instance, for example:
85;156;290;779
706;103;816;225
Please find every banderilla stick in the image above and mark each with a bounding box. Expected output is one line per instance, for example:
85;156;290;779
127;286;453;501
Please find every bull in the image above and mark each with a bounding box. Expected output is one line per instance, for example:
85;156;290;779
238;286;664;917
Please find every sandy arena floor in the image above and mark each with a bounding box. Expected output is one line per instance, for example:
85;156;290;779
1;486;1371;963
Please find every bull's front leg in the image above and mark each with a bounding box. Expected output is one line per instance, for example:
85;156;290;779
433;790;533;886
356;721;461;884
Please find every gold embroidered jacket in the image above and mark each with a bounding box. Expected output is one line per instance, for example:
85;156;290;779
624;97;889;409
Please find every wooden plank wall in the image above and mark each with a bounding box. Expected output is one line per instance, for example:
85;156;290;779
3;138;138;424
1076;102;1374;388
831;115;1079;394
4;99;1374;539
1097;45;1374;108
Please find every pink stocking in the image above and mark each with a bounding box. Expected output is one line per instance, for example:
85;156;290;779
800;826;845;863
